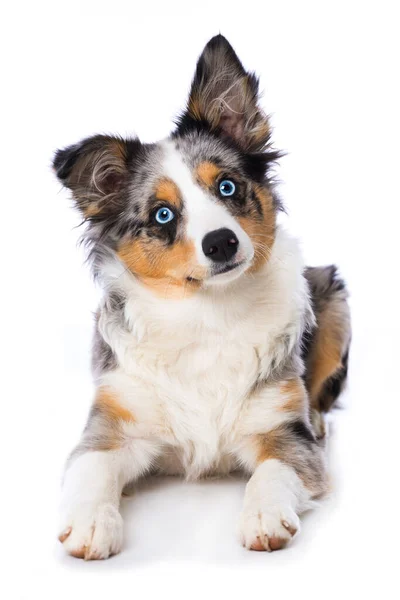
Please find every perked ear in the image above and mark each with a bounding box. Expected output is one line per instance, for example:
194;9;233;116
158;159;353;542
53;135;140;218
177;35;271;153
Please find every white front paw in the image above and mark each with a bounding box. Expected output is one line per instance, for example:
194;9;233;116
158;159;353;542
58;503;123;560
239;505;300;552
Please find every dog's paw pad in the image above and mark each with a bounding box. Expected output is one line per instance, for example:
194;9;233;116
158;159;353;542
239;508;300;552
58;503;123;560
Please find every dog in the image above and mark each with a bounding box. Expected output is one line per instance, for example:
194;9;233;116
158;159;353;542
54;35;351;559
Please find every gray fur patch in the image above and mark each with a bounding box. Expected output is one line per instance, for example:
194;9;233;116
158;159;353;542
91;290;126;379
67;403;123;466
257;420;327;496
92;323;117;378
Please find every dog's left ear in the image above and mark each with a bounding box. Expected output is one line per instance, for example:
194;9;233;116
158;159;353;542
176;35;270;153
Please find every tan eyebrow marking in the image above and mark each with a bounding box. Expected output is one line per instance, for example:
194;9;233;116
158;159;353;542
196;161;222;187
154;177;182;207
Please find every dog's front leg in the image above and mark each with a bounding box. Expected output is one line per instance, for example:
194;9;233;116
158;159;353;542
58;387;160;560
238;381;328;551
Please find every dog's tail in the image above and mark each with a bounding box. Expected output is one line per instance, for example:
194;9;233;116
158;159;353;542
302;266;351;435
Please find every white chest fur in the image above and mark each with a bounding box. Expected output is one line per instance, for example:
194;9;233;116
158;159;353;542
98;228;311;478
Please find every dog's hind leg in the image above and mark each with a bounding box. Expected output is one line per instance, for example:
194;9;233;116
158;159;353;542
303;266;351;438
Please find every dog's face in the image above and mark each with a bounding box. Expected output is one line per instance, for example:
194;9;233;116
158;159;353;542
54;35;281;297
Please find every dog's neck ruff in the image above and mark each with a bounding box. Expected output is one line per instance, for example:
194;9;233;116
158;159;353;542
97;226;313;384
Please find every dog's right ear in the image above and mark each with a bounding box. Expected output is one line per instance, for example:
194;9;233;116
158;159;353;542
53;135;141;219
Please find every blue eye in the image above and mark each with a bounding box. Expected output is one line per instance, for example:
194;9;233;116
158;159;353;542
219;179;236;197
155;207;175;224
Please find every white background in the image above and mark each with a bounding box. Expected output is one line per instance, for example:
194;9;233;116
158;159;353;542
2;1;399;598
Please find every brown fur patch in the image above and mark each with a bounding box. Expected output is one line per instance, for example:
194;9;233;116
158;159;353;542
95;387;135;424
58;528;72;543
255;421;326;496
280;378;308;415
85;204;101;217
256;428;281;464
307;304;348;408
304;266;351;415
154;178;182;208
113;139;128;161
188;95;202;121
196;161;221;188
117;237;206;299
238;185;276;272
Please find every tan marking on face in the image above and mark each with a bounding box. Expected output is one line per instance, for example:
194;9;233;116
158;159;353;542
117;237;207;299
154;177;182;208
280;378;308;415
95;387;135;424
238;184;276;273
196;161;221;188
138;275;201;299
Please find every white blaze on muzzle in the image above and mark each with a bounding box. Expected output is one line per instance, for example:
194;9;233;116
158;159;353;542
161;140;254;278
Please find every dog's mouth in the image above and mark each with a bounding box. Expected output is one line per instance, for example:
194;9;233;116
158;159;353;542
186;260;246;284
212;260;245;277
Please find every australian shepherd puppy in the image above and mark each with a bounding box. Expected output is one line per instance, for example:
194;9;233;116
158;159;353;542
54;35;351;559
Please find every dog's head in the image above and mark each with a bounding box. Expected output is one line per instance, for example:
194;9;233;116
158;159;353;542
54;35;281;297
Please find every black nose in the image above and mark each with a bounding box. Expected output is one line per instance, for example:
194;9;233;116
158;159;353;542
202;228;239;262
